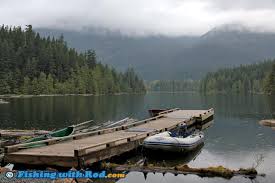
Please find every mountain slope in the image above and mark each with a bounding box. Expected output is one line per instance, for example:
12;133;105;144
36;25;275;80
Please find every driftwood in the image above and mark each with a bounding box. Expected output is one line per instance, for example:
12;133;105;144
102;163;264;179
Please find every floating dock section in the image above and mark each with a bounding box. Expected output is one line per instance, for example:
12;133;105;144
4;108;214;168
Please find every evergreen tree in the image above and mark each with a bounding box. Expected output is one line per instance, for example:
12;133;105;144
264;64;275;94
47;74;54;93
21;76;31;94
0;25;146;95
200;60;275;94
37;72;48;94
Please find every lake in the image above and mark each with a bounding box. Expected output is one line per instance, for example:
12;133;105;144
0;93;275;183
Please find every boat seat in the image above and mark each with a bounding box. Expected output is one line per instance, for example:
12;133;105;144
169;131;178;137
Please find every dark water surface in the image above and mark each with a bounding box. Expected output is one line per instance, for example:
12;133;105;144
0;93;275;183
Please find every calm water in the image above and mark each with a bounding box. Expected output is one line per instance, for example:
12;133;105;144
0;93;275;183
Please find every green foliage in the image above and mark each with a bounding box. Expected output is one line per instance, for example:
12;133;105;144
21;76;30;94
200;60;275;94
264;63;275;94
0;25;146;95
147;80;200;92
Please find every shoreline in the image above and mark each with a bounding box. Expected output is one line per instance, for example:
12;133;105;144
0;92;146;99
0;91;273;98
147;91;273;95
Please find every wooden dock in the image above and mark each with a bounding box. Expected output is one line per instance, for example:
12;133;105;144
4;108;214;168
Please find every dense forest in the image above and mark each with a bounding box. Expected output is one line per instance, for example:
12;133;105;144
0;25;146;95
147;80;200;92
200;60;275;94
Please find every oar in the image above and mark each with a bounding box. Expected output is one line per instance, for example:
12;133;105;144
72;120;93;131
104;117;129;128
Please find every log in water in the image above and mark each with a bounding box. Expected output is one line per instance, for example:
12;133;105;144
102;163;264;179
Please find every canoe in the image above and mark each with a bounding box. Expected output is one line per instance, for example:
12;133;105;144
104;117;130;128
24;120;94;145
22;126;75;148
148;109;169;117
21;118;131;148
79;117;134;132
20;118;133;148
73;120;93;132
25;126;75;144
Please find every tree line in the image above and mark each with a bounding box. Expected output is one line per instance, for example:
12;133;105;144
147;60;275;95
200;60;275;94
0;25;146;95
147;80;200;92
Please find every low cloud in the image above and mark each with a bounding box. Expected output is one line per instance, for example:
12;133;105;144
1;0;275;36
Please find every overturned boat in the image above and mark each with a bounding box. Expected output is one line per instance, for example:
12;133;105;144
143;124;204;152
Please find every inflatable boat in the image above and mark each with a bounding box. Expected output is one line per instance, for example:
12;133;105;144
143;124;204;152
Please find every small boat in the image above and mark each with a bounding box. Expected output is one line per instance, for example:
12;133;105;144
79;117;136;132
25;126;75;144
21;118;132;148
22;120;94;148
148;109;169;117
104;117;132;128
72;120;93;132
143;124;204;152
21;126;75;148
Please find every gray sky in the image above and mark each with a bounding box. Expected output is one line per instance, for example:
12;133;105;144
1;0;275;36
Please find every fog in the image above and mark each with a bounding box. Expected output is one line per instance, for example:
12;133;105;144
1;0;275;36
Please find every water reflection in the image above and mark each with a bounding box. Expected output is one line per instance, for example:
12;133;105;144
143;143;204;167
117;147;275;183
1;93;274;130
0;93;274;183
0;94;146;130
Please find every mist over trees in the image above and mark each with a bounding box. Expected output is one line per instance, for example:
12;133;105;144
0;25;146;95
37;27;275;80
147;61;275;94
200;60;275;94
0;25;274;96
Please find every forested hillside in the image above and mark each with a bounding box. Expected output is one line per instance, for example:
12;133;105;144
147;80;200;92
37;25;275;80
265;63;275;94
200;60;275;94
0;25;146;95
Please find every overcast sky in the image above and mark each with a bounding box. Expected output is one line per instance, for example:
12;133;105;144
1;0;275;36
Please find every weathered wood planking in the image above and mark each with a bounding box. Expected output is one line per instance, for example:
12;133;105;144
0;130;50;138
4;108;214;168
